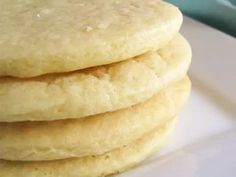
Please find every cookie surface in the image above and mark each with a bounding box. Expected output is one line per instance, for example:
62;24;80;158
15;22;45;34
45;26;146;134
0;118;176;177
0;34;191;122
0;77;191;161
0;0;182;77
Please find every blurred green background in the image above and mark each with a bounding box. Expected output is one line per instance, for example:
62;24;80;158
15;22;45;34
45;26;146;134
166;0;236;37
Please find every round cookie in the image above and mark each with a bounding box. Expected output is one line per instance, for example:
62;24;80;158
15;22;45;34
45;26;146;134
0;0;182;78
0;34;191;122
0;77;191;161
0;118;176;177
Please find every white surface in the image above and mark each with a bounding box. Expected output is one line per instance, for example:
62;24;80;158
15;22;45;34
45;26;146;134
121;16;236;177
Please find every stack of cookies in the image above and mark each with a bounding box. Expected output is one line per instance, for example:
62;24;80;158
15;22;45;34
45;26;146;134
0;0;191;176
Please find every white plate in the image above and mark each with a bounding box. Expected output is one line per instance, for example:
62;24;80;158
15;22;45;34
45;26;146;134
120;16;236;177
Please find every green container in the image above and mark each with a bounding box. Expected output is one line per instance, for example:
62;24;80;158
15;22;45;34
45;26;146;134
166;0;236;37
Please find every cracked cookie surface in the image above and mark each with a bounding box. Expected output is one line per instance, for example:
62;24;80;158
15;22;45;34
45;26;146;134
0;0;182;77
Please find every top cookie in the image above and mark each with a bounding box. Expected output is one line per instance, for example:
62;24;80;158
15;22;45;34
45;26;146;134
0;0;182;77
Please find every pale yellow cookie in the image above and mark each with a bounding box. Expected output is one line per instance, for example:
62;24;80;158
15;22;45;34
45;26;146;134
0;34;191;122
0;0;182;78
0;118;176;177
0;77;191;161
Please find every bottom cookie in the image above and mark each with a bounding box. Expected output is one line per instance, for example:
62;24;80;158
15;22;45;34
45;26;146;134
0;118;176;177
